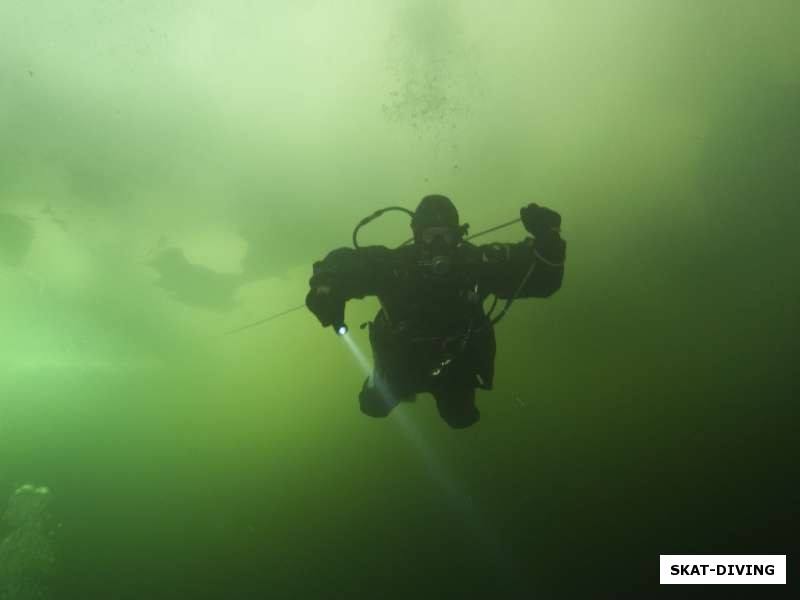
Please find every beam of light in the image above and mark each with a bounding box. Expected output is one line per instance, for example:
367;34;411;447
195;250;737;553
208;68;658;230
341;330;471;501
339;332;515;577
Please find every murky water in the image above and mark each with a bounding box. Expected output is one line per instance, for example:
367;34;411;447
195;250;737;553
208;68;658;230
1;1;797;597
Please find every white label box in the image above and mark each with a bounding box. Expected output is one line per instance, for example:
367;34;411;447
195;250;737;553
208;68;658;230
660;555;786;584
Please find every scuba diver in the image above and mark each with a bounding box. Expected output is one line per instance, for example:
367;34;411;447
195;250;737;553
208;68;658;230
305;195;566;428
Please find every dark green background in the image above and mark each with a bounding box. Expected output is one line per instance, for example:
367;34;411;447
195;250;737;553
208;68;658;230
1;1;796;597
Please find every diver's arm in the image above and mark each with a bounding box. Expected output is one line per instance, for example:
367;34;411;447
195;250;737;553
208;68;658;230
480;235;565;299
305;246;391;328
480;204;566;299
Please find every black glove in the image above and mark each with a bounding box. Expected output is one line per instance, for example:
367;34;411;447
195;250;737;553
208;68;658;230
306;288;345;328
305;277;346;329
520;203;561;237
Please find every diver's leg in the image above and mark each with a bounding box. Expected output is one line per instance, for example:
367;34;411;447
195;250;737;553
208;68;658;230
432;384;480;429
359;369;401;418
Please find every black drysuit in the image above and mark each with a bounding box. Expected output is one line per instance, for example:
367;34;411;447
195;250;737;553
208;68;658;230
305;229;566;428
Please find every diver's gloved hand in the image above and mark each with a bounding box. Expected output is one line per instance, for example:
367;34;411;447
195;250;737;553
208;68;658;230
305;282;346;328
520;203;561;237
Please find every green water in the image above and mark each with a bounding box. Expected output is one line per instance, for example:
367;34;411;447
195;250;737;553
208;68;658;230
1;1;797;597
